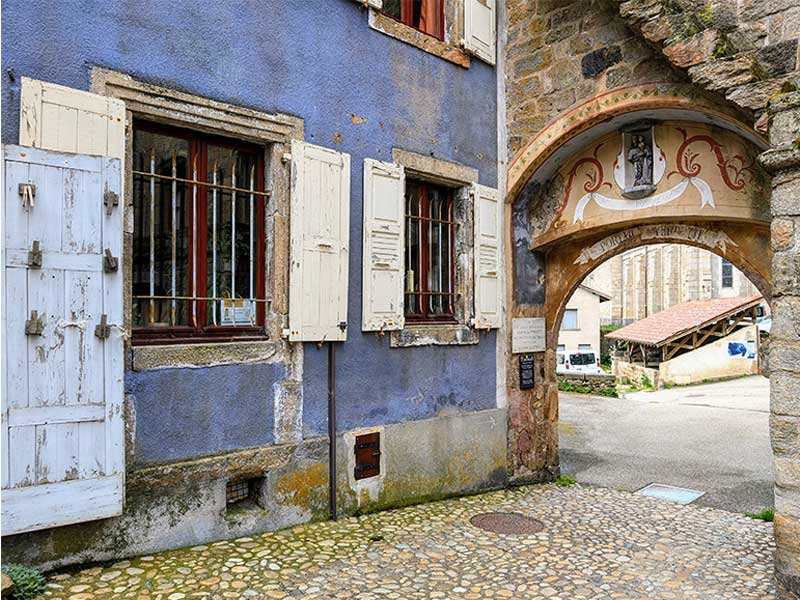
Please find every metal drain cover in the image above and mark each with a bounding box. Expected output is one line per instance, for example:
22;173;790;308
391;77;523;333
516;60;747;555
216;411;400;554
469;512;544;535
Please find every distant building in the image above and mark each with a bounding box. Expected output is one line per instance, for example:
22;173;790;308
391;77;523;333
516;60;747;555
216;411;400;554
558;285;611;354
584;244;760;325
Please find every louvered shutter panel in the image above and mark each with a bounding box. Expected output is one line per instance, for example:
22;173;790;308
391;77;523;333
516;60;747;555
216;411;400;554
289;140;351;342
464;0;497;65
2;145;124;534
19;77;125;160
362;159;405;332
473;183;502;329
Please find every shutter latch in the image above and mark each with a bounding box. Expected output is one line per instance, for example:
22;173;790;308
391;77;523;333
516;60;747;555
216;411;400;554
338;321;347;331
103;248;119;273
28;240;42;268
95;314;112;339
25;310;44;336
19;183;36;209
104;189;119;216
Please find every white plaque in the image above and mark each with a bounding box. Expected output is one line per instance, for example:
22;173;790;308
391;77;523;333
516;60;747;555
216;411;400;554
512;317;546;354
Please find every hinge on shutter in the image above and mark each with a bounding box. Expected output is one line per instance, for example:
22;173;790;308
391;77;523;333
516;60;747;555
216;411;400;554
103;248;119;273
28;240;42;268
19;183;36;209
94;314;111;339
104;189;119;216
25;310;44;336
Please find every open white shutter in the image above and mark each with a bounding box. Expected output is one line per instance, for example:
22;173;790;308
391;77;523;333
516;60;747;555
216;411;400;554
362;159;405;332
464;0;496;65
19;77;125;160
2;145;124;534
473;183;502;329
289;140;351;342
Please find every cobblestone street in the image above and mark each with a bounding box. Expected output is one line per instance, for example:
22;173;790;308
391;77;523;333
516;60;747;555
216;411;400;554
43;484;775;600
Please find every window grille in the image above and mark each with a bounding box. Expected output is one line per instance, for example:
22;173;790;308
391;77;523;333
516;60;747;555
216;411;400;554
131;122;268;343
225;479;251;505
404;180;455;322
721;259;734;288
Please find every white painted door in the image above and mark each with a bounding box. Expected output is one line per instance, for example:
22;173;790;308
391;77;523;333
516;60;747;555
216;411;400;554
2;145;124;535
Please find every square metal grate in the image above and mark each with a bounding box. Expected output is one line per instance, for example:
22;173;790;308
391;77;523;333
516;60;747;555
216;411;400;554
636;483;704;505
226;479;251;505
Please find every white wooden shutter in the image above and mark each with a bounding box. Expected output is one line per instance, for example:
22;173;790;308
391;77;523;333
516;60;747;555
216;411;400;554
289;140;351;342
19;77;125;160
2;145;125;534
464;0;497;65
473;183;502;329
362;159;405;332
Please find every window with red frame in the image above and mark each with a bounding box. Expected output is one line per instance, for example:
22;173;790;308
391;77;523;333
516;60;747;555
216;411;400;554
131;122;267;343
381;0;444;40
404;180;455;322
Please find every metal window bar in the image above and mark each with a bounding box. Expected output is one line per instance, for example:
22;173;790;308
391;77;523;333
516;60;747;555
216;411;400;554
171;150;177;326
249;164;255;316
226;479;250;505
131;170;270;197
212;163;218;325
231;161;236;303
191;156;198;327
148;147;156;324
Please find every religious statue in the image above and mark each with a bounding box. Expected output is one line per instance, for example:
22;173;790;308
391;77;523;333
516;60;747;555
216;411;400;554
627;134;653;187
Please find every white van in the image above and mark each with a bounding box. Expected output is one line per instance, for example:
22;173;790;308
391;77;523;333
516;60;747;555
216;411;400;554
557;348;602;375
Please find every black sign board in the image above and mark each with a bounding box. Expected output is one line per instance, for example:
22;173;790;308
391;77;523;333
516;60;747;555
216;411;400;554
519;354;535;390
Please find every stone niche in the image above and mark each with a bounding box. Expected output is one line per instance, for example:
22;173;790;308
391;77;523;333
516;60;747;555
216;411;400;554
621;122;657;199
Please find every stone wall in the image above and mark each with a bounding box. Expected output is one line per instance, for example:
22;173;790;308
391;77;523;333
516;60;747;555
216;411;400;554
760;91;800;600
506;0;682;155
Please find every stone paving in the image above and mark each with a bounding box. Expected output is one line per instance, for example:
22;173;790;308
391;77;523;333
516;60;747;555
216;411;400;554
42;484;775;600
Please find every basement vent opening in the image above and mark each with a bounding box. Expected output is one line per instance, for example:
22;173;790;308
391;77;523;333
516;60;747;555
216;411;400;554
225;477;265;508
469;512;545;535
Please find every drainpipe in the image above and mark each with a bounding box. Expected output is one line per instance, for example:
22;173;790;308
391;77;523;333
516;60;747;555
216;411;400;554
327;342;337;521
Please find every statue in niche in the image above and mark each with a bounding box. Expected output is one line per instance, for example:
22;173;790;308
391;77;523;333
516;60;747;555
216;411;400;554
628;134;653;186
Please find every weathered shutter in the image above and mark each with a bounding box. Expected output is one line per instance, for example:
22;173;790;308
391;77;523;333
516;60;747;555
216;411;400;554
19;77;125;160
2;145;124;534
351;0;382;8
464;0;497;65
362;159;405;332
289;140;351;342
473;183;502;329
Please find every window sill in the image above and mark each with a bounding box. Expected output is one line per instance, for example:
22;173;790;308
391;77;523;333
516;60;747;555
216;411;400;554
390;322;479;348
368;10;470;68
131;340;281;371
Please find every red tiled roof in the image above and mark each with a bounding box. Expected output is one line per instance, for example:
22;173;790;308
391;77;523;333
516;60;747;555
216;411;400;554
605;295;762;346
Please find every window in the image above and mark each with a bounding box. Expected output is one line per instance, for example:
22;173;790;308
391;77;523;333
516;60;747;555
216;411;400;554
569;353;596;366
562;309;578;330
132;122;267;343
405;180;455;322
382;0;444;39
578;344;592;351
721;259;733;288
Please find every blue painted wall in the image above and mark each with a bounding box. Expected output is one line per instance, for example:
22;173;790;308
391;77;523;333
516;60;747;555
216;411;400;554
2;0;498;455
126;363;282;466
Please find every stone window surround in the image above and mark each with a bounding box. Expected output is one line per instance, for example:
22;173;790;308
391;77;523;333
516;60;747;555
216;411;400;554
389;148;480;348
90;67;304;370
362;1;471;68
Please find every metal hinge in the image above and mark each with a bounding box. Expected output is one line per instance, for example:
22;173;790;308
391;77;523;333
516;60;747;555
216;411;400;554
28;240;42;268
25;310;44;336
94;314;112;339
103;248;119;273
338;321;347;331
19;183;36;209
104;189;119;216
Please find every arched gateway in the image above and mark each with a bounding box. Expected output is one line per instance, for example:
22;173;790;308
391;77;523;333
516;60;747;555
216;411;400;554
505;82;800;597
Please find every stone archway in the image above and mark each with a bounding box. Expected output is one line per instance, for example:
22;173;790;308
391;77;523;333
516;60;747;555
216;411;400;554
505;87;800;597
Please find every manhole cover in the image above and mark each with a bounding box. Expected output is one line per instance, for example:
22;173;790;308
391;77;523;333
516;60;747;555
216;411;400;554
469;512;544;535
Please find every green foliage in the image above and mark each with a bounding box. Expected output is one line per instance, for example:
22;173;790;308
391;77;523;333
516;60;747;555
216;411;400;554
640;373;654;390
557;380;618;398
556;475;577;487
745;508;774;522
1;563;47;599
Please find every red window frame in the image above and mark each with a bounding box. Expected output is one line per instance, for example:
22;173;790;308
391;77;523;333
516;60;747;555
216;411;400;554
404;180;456;323
381;0;445;41
131;120;267;345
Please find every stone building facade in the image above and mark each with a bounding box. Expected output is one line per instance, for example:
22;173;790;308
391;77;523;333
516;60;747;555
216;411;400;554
585;243;760;324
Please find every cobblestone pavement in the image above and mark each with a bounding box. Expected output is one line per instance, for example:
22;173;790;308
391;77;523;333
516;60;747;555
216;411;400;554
43;484;775;600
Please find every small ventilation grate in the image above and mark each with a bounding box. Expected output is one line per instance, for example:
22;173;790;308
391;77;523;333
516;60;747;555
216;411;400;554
226;479;252;505
469;512;545;535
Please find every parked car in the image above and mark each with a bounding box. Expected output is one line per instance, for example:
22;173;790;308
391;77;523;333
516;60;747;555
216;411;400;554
557;350;602;375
